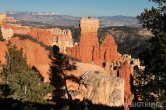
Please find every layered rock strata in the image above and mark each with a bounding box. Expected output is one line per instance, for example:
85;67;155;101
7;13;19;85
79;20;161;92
65;17;144;110
1;19;73;53
66;17;120;65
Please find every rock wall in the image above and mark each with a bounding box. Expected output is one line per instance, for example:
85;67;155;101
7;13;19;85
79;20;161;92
0;37;52;82
99;34;120;64
66;17;120;65
1;27;14;40
65;67;124;107
79;18;99;63
2;24;73;53
118;61;134;110
49;28;73;53
28;27;52;45
0;13;6;26
66;17;145;109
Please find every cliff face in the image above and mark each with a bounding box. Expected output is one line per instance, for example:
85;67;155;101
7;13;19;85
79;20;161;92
66;17;120;65
99;34;120;64
66;71;124;106
64;61;124;107
65;17;145;109
28;27;52;45
0;37;51;82
118;62;134;110
2;24;73;53
0;13;6;26
49;28;73;53
0;42;8;64
79;18;99;63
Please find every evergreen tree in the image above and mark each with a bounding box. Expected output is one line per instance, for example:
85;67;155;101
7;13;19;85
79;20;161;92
2;42;28;79
7;69;54;103
1;43;54;104
136;0;166;109
0;27;4;41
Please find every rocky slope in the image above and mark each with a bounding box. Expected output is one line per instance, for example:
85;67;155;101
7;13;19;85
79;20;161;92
66;26;152;58
1;23;74;53
65;17;144;110
66;18;120;65
0;37;52;82
0;13;74;53
0;14;145;109
98;26;152;57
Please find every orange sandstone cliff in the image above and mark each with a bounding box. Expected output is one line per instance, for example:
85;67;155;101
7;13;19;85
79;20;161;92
0;37;51;82
66;17;120;65
0;13;6;26
1;24;73;53
65;17;144;110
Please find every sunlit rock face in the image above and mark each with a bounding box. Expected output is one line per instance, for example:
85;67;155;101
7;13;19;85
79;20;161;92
0;13;6;26
0;37;51;82
65;17;145;109
118;61;134;110
2;23;73;53
66;17;120;65
49;28;73;53
99;34;120;64
67;71;124;106
79;17;100;63
1;27;14;40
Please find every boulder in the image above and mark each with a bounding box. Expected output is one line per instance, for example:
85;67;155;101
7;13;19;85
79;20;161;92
66;71;124;106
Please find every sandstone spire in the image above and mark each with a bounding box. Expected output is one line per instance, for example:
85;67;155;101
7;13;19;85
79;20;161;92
0;13;6;26
66;17;120;65
79;17;99;63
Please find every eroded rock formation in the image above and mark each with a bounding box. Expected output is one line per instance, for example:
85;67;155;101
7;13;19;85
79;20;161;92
49;28;73;53
0;37;51;82
1;27;14;40
0;13;6;26
118;61;134;110
66;17;120;65
79;17;99;63
1;23;73;53
66;71;124;106
28;27;52;45
99;34;120;64
65;17;144;109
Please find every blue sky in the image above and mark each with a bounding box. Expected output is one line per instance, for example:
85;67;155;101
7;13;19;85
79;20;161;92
0;0;156;16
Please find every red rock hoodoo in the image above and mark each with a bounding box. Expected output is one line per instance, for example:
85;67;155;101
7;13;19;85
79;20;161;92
65;17;138;110
118;61;134;110
0;13;6;26
66;17;120;65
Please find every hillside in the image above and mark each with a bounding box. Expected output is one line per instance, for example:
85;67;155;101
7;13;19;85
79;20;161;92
6;12;139;27
56;26;152;58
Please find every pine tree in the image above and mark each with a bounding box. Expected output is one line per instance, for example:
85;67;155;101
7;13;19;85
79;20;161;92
136;0;166;109
7;69;54;103
1;42;54;104
0;27;4;41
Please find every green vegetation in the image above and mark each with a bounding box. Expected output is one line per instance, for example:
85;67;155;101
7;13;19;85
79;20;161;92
136;0;166;109
0;42;54;106
0;27;5;41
